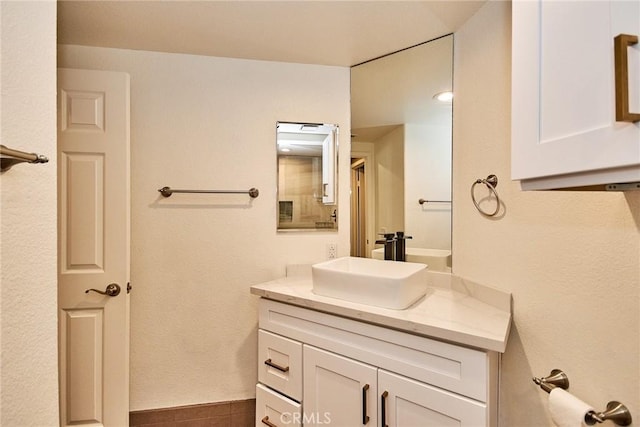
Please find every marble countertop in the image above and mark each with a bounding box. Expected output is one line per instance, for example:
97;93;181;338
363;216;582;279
250;269;512;353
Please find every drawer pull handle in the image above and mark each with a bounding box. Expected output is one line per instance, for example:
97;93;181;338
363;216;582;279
381;391;389;427
261;416;278;427
264;358;290;373
362;383;370;424
614;34;640;122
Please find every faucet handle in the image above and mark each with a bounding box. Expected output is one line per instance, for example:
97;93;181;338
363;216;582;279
378;233;396;240
376;233;396;245
396;231;412;240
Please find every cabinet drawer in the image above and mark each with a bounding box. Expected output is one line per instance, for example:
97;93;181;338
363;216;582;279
256;383;301;427
258;330;302;402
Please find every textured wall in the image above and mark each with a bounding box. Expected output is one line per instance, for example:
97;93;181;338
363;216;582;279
453;2;639;425
0;1;59;425
58;45;350;410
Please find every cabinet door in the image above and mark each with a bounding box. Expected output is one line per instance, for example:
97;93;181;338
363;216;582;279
379;370;487;427
512;0;640;189
303;345;378;427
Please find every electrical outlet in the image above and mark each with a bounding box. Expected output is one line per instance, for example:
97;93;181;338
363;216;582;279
327;243;337;259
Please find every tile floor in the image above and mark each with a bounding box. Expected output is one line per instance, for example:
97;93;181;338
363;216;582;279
129;399;255;427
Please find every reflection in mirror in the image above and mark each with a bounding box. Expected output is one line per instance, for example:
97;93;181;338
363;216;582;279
277;122;338;231
350;35;452;270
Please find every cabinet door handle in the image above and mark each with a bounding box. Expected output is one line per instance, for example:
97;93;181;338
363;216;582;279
381;391;389;427
614;34;640;123
362;383;370;425
264;358;290;373
261;416;278;427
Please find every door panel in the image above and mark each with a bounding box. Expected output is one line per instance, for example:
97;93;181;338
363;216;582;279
61;153;105;272
58;68;130;427
61;309;104;424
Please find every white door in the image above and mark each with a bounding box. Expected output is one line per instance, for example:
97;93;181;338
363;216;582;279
379;370;487;427
303;345;378;427
350;159;367;257
58;68;131;427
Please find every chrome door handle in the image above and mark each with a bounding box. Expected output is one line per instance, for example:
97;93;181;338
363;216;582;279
85;283;121;297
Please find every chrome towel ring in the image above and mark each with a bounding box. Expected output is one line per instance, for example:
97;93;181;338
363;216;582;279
471;174;500;216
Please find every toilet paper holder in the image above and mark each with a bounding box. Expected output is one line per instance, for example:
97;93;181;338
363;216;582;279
533;368;570;393
533;369;632;426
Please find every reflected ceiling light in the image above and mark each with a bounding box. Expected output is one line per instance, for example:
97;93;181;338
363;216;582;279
433;91;454;102
280;147;291;152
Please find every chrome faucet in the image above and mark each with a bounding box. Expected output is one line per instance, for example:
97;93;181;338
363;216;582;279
375;233;396;260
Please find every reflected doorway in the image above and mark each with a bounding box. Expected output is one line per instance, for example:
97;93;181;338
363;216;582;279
350;158;367;257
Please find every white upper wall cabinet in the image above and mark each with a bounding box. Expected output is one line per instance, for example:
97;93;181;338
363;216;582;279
512;0;640;190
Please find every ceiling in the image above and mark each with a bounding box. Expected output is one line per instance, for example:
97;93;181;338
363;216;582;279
57;1;486;67
351;34;453;141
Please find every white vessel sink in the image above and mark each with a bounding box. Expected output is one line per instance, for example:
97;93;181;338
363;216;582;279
372;247;452;272
311;257;428;309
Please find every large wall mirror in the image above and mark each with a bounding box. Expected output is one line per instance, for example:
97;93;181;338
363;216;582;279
277;122;338;231
350;35;453;269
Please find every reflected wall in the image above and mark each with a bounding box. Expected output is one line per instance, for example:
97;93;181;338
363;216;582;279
351;35;453;258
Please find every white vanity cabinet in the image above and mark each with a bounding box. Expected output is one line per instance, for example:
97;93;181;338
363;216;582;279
303;346;487;427
512;0;640;190
255;299;499;427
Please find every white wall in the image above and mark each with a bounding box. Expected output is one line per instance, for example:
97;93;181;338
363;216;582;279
0;1;59;425
454;2;639;425
374;126;404;235
58;45;350;410
404;123;452;250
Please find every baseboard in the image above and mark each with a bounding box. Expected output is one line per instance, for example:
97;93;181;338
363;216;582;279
130;398;256;426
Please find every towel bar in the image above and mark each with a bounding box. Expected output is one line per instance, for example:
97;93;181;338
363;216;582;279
158;186;259;198
1;144;49;172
